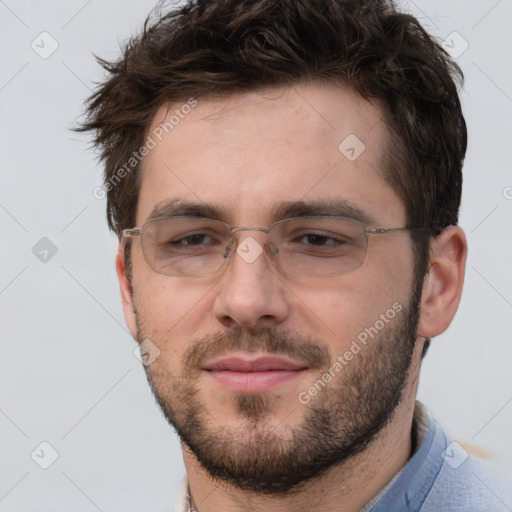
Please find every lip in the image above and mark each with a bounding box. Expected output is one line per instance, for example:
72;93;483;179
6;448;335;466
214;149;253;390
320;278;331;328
202;354;308;393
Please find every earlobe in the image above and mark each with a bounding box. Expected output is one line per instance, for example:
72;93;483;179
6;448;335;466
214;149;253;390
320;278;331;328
116;243;138;340
417;226;467;339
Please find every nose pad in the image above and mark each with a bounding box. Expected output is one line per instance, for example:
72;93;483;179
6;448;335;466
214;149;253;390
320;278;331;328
261;242;280;273
222;243;232;260
266;242;279;257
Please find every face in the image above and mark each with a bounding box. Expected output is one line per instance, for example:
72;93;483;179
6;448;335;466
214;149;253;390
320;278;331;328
122;82;423;493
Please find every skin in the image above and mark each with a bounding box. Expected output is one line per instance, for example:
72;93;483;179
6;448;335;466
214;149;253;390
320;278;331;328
116;81;467;512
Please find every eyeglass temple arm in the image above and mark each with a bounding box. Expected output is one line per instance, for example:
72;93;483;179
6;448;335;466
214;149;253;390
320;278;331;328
122;228;142;239
120;228;142;252
365;227;429;235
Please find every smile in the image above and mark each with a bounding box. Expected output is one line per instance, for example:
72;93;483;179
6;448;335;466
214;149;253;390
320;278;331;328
202;354;309;393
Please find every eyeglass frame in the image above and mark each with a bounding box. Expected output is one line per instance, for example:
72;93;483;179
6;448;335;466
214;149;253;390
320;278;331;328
121;215;430;278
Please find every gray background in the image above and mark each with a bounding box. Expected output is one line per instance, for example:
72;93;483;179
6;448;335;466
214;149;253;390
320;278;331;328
0;0;511;510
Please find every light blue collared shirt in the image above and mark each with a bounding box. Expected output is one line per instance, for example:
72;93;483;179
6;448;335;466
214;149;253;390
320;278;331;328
369;403;512;511
173;402;512;511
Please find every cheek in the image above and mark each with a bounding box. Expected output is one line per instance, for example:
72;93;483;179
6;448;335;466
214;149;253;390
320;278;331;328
132;261;217;348
290;279;403;351
294;243;415;353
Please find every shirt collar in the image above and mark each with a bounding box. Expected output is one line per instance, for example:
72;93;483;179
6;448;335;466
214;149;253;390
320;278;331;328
360;400;431;511
172;475;192;512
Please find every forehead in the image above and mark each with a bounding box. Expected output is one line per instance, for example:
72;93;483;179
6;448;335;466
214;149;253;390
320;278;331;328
137;81;404;226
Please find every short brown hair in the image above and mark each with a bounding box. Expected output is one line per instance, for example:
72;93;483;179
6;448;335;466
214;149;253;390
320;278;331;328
80;0;466;279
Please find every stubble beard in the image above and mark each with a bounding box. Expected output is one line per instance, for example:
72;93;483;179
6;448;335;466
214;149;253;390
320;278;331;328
136;283;422;495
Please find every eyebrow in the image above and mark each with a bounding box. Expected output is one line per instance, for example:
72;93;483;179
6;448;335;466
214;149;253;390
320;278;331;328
148;199;225;221
146;198;376;225
270;200;375;225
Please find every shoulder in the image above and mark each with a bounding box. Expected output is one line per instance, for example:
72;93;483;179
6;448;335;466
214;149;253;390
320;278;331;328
421;440;512;511
372;402;512;512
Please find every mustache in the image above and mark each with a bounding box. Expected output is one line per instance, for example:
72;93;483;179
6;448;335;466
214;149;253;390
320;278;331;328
182;327;330;374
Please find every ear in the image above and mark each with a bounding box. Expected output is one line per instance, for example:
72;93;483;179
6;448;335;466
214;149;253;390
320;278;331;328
116;243;138;340
417;226;467;338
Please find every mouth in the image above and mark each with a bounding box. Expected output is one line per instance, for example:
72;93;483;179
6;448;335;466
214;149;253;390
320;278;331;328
201;354;309;393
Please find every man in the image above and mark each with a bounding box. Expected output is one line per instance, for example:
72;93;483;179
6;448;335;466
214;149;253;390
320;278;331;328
80;0;511;510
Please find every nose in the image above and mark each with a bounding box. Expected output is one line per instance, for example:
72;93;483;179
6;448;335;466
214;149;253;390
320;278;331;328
212;233;290;330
